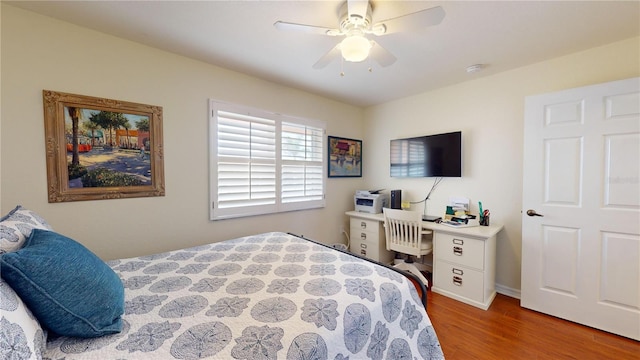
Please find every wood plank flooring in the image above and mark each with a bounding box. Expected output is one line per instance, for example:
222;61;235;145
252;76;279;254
425;291;639;359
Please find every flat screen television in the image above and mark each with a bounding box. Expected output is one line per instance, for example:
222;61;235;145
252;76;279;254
390;131;462;177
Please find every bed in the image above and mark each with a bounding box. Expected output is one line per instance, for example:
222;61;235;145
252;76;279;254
0;206;444;360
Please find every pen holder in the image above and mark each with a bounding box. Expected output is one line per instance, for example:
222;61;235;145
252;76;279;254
480;215;490;226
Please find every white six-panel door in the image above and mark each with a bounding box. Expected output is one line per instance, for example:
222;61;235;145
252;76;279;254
522;77;640;340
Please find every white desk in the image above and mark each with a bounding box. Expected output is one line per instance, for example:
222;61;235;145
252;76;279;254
346;210;503;310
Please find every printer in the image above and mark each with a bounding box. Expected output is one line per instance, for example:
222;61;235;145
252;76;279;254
354;190;389;214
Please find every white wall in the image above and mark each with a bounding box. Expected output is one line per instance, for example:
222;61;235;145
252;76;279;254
363;36;640;293
0;4;364;260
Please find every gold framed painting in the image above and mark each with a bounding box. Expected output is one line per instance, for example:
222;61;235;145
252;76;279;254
43;90;165;202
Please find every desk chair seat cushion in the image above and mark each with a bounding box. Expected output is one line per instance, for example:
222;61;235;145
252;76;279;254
420;239;433;251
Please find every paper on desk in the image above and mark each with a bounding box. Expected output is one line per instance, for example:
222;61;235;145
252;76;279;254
448;196;470;212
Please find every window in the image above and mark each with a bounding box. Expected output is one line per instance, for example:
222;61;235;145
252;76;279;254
209;100;326;220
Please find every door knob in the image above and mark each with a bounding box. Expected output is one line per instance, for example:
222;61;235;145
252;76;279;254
526;209;544;217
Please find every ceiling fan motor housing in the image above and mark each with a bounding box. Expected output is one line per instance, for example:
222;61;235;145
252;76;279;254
338;2;372;33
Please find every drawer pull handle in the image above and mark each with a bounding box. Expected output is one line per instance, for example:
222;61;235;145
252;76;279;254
452;268;463;275
453;276;463;286
360;243;367;249
453;246;463;256
360;222;367;229
360;233;367;240
453;239;464;245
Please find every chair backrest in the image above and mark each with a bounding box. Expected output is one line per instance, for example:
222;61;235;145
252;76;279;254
383;208;431;257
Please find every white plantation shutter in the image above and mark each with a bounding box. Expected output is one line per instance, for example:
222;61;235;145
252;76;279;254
217;111;276;209
210;101;326;220
281;122;324;208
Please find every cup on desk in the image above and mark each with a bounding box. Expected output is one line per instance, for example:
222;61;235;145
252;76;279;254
480;210;490;226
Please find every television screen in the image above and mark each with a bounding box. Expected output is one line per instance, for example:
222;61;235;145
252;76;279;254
390;131;462;177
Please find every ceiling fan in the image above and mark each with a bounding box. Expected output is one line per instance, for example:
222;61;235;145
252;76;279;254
273;0;445;69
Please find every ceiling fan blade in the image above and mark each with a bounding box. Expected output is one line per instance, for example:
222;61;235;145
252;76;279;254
347;0;370;21
374;6;445;35
313;44;341;69
273;21;335;35
369;40;396;67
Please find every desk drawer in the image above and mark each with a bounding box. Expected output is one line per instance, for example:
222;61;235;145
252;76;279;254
350;235;381;261
435;233;485;270
350;225;377;244
349;218;391;263
435;260;484;303
352;218;379;232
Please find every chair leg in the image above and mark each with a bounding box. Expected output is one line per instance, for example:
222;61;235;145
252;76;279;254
412;261;433;274
394;262;430;289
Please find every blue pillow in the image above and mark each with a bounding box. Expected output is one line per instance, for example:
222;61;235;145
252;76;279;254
0;229;124;338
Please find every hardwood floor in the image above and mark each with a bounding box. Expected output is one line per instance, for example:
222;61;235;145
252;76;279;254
425;291;639;359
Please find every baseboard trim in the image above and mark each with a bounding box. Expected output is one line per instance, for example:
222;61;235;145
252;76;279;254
496;283;521;299
432;286;494;310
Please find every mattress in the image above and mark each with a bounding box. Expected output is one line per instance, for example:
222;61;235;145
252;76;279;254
43;232;444;359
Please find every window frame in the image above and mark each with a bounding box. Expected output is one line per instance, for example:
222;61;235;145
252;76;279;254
209;100;326;220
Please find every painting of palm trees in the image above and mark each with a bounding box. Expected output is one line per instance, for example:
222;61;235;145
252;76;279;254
66;107;151;187
43;90;165;202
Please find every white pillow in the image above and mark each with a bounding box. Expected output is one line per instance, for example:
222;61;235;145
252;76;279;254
0;205;53;254
0;278;47;359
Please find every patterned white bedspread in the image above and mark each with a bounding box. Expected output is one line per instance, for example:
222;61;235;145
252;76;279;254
44;232;444;359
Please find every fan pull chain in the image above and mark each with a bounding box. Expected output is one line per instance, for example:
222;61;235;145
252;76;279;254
338;56;375;76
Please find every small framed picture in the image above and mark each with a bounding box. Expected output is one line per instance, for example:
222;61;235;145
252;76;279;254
328;136;362;178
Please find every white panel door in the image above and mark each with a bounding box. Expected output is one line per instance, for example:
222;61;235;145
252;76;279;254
522;77;640;340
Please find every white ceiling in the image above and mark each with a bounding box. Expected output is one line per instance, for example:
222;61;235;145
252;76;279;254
7;0;640;107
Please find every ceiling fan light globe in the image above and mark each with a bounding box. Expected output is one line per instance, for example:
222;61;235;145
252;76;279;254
340;35;372;62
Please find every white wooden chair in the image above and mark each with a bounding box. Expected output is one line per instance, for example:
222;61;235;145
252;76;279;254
383;208;433;287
